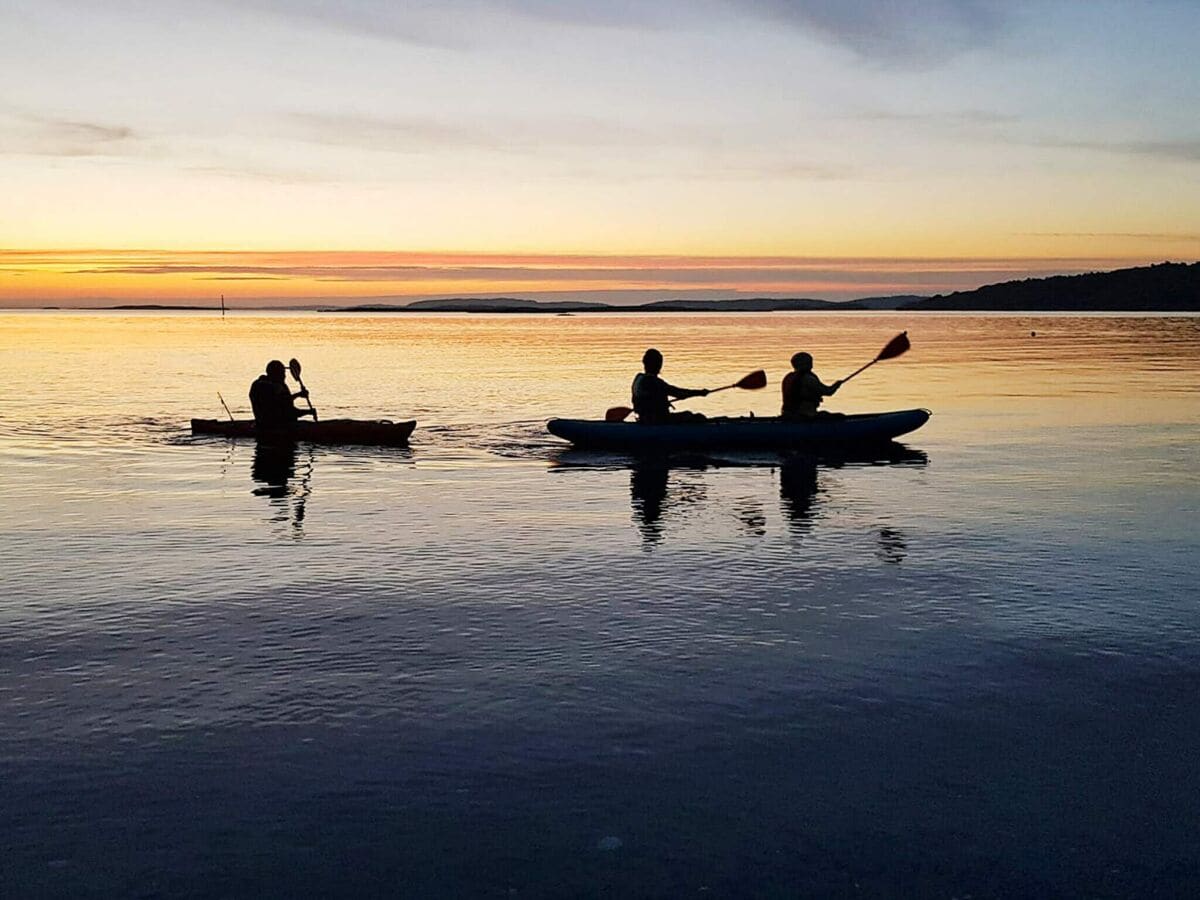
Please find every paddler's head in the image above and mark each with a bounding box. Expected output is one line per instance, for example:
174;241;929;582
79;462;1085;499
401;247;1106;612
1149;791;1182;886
265;359;287;382
791;352;813;372
642;348;663;374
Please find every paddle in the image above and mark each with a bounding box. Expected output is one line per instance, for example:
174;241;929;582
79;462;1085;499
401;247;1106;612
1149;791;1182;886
839;332;910;386
605;369;767;422
288;358;319;422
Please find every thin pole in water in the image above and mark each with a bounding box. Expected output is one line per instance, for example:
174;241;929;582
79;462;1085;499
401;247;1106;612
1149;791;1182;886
220;294;226;318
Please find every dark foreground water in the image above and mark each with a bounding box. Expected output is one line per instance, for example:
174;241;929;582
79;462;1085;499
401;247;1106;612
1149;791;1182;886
2;312;1199;897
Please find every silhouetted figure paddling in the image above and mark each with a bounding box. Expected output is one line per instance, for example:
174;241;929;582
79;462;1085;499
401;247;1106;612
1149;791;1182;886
781;352;842;419
249;360;314;428
632;349;709;424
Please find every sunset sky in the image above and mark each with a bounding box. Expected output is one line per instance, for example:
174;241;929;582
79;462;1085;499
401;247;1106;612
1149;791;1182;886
2;0;1197;306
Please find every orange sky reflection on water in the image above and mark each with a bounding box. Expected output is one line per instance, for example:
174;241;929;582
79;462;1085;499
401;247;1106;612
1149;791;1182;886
1;312;1197;440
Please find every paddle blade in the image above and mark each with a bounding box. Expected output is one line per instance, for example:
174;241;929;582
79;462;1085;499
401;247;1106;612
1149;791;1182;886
605;406;634;422
875;331;910;362
287;358;303;380
736;369;768;390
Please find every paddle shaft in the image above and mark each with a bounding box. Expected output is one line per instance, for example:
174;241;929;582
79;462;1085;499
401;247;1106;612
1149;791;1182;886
840;358;878;385
293;373;318;421
665;377;743;408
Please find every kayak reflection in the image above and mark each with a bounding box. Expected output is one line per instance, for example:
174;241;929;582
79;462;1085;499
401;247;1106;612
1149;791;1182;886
552;443;927;547
250;439;311;535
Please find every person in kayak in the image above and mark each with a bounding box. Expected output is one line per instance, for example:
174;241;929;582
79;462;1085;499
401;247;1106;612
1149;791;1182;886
249;360;313;428
632;348;709;424
781;352;842;418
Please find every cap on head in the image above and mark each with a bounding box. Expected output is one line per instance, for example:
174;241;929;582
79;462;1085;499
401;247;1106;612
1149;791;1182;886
642;348;663;373
791;352;813;371
266;359;286;377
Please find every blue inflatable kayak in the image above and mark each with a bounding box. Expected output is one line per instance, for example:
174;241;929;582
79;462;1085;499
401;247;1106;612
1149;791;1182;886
546;409;930;450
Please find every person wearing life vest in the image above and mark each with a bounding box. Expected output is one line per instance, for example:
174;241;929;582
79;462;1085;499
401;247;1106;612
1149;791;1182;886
781;352;841;418
632;348;709;424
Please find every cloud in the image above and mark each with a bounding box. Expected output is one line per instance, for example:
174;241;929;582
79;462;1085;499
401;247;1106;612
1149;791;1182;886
184;163;332;185
1019;231;1200;242
208;0;1017;66
55;252;1133;289
847;108;1019;126
728;0;1016;67
491;0;680;30
0;112;142;157
7;250;1168;305
210;0;469;48
213;0;682;47
283;111;853;181
287;112;492;154
1034;137;1200;164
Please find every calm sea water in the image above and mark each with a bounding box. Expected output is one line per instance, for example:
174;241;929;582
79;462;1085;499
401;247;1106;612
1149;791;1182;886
2;311;1199;898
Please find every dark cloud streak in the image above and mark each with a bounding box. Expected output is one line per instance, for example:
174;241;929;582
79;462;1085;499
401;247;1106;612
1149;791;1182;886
726;0;1016;67
0;112;142;157
1034;137;1200;164
211;0;1021;68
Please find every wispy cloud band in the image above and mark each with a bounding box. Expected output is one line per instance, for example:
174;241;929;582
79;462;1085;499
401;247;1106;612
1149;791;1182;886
2;248;1182;306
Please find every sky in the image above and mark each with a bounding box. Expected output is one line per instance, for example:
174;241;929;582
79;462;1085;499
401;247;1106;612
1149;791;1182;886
1;0;1198;307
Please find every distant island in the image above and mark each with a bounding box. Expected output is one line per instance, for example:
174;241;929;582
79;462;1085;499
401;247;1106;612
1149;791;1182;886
108;304;217;310
329;262;1198;314
332;295;920;314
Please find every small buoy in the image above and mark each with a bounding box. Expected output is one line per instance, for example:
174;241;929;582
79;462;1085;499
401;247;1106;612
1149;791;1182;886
1030;330;1037;337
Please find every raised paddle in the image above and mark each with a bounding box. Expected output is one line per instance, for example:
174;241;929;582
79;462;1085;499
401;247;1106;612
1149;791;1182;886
288;358;318;422
839;332;910;385
604;369;768;422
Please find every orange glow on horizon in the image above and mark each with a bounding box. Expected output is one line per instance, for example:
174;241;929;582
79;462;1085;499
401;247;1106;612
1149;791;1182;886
0;248;1188;307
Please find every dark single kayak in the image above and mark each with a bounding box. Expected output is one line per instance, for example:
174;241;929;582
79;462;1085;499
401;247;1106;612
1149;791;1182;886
191;418;416;447
546;409;930;450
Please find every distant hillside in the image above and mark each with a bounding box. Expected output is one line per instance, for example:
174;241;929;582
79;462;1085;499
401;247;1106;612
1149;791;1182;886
329;262;1199;313
109;304;215;310
405;297;604;312
337;296;915;313
637;297;836;311
908;262;1200;311
844;295;927;310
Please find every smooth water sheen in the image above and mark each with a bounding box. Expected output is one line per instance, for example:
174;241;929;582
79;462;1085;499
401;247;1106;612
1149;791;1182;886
2;312;1199;898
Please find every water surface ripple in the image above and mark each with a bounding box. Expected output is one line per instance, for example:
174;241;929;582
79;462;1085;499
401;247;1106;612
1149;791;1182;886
2;312;1199;897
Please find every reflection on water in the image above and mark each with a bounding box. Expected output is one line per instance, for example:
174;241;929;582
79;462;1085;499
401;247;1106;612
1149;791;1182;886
876;526;908;564
249;439;311;534
629;459;668;545
779;454;820;532
559;444;928;548
251;440;297;498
